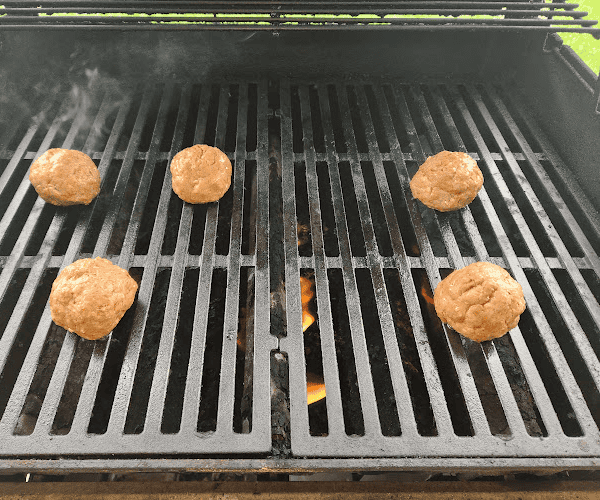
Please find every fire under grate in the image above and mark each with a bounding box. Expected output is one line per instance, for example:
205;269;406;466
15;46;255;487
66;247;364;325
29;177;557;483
0;78;599;461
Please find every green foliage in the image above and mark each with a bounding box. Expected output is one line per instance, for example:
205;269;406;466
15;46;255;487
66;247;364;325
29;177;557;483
561;0;600;72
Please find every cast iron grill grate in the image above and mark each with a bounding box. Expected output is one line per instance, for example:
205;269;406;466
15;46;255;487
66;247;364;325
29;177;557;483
0;0;599;36
0;78;599;462
280;80;600;457
0;81;274;455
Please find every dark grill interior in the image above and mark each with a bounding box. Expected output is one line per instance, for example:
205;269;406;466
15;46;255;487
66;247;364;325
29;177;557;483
0;76;599;465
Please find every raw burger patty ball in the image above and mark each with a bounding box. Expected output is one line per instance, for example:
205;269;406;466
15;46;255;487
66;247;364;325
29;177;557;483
170;144;232;204
49;257;138;341
434;261;526;342
29;149;101;206
410;150;483;212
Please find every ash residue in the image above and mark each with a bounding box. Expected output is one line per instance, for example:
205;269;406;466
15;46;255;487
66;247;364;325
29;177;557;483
270;351;291;458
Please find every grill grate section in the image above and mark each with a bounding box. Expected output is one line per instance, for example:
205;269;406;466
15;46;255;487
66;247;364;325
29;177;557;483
0;78;598;461
279;80;600;457
0;81;274;455
0;0;598;35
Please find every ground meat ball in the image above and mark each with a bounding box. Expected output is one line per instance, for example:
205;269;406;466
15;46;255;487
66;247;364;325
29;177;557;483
434;261;526;342
170;144;232;204
29;149;101;206
49;257;138;340
410;150;483;212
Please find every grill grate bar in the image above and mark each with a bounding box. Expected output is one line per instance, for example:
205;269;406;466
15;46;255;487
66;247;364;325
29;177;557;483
0;253;596;272
0;8;590;19
213;83;240;434
371;84;457;437
390;83;490;437
0;2;586;14
299;83;347;436
425;84;565;436
0;1;585;8
30;316;78;437
250;80;275;437
0;151;562;164
448;84;599;435
216;83;250;434
2;18;597;33
3;25;598;34
480;341;530;435
141;84;192;433
104;83;176;436
179;87;217;433
466;85;600;389
280;82;313;441
315;84;383;439
408;84;528;437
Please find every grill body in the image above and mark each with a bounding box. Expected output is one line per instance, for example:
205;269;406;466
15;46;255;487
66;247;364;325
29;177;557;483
0;27;599;471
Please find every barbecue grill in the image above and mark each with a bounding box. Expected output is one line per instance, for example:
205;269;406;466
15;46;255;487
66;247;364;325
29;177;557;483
0;0;599;479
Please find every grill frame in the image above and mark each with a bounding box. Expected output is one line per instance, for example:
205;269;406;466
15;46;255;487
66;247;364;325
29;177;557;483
0;27;599;471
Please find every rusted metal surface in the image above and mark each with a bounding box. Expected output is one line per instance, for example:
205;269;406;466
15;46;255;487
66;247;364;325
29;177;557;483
3;480;600;500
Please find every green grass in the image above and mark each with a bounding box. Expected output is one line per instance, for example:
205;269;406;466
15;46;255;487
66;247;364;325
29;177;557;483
561;0;600;72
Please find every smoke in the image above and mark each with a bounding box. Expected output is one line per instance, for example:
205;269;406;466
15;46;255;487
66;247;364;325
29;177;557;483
0;75;35;150
0;29;264;154
55;66;130;153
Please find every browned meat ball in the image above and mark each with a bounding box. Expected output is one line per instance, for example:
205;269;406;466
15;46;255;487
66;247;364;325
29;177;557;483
434;261;526;342
29;149;101;206
49;257;138;340
170;144;232;204
410;150;483;212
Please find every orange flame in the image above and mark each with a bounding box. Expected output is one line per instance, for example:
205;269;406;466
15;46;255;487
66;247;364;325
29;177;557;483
307;372;327;405
300;276;316;332
300;276;326;405
421;285;435;306
237;276;325;404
